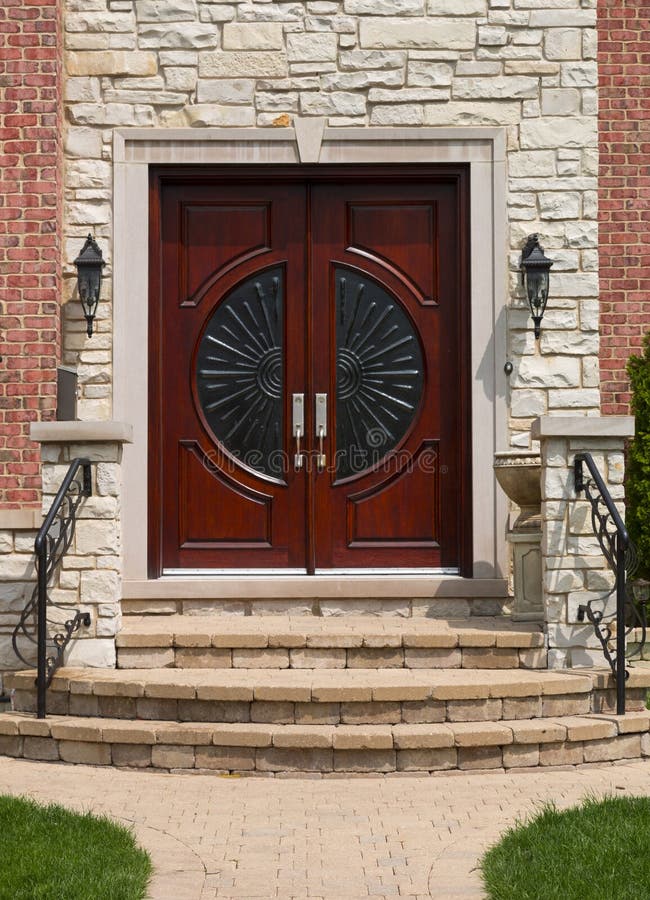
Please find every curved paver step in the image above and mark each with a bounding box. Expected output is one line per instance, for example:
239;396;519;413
1;710;649;773
116;615;547;670
117;615;545;648
7;665;597;702
7;666;649;725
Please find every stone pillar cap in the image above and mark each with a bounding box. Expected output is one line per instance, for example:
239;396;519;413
30;421;133;443
531;416;634;440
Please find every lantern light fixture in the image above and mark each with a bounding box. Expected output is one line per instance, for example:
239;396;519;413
74;234;105;338
520;233;553;340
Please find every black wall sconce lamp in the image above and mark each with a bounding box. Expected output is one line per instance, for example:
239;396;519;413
520;233;553;340
74;234;105;338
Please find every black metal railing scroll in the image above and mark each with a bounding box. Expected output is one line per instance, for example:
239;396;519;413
574;452;646;715
12;458;92;718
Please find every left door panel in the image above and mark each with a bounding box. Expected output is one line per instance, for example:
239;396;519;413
151;178;308;572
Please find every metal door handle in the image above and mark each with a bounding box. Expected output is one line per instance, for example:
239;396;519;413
292;393;304;470
315;393;327;471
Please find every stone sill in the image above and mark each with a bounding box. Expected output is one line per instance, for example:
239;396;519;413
531;416;635;440
30;421;133;443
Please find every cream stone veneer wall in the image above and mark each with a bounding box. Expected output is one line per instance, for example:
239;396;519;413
0;0;606;677
63;0;600;441
55;0;601;587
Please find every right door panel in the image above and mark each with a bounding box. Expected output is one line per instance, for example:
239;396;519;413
311;179;470;571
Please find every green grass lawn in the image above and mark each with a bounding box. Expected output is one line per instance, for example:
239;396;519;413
481;795;650;900
0;794;152;900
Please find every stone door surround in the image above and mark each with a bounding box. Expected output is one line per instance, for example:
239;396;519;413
112;123;507;585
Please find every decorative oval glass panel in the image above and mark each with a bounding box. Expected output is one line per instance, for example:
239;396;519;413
335;266;424;479
195;267;284;479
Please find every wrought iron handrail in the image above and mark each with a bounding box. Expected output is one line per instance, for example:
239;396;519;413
574;452;645;715
12;458;92;718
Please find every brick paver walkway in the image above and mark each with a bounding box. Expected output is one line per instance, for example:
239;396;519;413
1;758;649;899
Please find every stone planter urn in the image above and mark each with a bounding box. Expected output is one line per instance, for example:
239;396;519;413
493;450;542;530
494;450;543;622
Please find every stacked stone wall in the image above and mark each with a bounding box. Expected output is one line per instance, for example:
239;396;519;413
598;0;650;415
0;0;61;508
61;0;600;444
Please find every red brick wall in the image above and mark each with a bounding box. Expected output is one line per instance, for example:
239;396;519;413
0;0;61;507
599;0;650;415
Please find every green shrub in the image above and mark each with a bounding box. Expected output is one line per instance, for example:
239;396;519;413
627;332;650;580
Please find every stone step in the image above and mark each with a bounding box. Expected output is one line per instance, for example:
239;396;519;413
116;615;547;670
119;577;510;618
1;710;649;773
7;666;649;724
120;599;510;618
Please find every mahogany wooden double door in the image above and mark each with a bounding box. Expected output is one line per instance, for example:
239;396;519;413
149;166;471;575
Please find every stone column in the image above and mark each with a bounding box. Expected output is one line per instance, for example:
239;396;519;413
531;416;634;669
30;422;133;668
